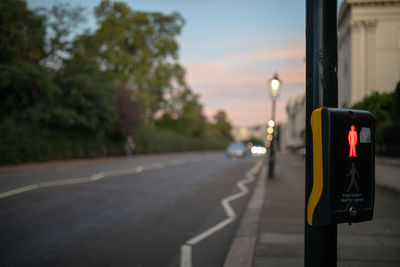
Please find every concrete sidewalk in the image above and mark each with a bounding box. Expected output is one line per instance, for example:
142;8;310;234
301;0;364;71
224;152;400;267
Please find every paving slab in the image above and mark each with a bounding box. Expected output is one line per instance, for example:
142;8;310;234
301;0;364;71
250;153;400;267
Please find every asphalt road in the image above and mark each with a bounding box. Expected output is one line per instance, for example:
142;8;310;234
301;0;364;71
0;152;263;267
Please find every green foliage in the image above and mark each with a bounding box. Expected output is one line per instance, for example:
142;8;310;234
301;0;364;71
40;3;86;64
352;91;394;143
0;63;58;122
0;0;46;64
0;0;232;165
108;87;142;137
352;83;400;156
352;92;394;124
133;127;227;154
205;110;233;141
155;108;233;144
0;0;121;165
53;57;116;130
86;0;186;122
0;120;124;165
393;82;400;123
172;91;206;137
214;110;233;139
0;0;55;124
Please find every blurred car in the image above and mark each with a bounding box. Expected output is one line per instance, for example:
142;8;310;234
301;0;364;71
226;142;249;158
251;146;267;155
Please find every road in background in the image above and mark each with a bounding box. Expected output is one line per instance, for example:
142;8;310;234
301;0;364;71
0;152;263;267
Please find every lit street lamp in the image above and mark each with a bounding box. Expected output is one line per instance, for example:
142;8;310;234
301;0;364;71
268;73;281;178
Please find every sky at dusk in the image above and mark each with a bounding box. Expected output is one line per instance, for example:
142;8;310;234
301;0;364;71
27;0;342;127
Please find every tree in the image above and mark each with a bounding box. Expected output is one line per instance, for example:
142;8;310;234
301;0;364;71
205;110;233;141
0;0;117;133
175;91;206;137
35;3;86;67
393;82;400;123
352;84;400;156
213;110;233;140
352;91;394;125
108;87;142;137
0;0;46;64
0;0;57;123
1;0;218;163
79;0;187;122
156;89;206;137
53;56;116;131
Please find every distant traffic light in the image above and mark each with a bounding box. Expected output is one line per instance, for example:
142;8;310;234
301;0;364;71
307;108;375;226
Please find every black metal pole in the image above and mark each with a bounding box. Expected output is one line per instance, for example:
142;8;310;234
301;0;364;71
268;97;276;178
272;97;276;123
305;0;338;266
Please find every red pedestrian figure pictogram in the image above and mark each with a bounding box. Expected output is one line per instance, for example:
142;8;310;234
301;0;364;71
348;125;358;157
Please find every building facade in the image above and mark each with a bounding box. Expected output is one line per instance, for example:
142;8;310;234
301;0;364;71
280;0;400;153
280;95;305;152
338;0;400;107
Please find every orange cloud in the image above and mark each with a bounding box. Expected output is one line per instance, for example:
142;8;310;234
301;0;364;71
183;41;305;126
185;44;305;86
228;46;305;63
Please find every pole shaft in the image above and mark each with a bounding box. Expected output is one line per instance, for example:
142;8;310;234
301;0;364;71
272;98;276;123
268;98;276;178
305;0;338;266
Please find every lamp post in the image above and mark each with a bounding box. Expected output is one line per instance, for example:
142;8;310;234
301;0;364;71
268;73;281;178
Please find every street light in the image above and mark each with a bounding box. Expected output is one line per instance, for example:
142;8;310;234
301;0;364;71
270;76;281;97
268;73;281;178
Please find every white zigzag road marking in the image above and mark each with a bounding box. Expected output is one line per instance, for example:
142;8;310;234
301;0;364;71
180;159;263;267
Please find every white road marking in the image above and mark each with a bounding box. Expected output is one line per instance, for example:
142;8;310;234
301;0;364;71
186;217;235;245
106;166;143;177
180;244;192;267
143;162;165;170
0;159;190;199
169;159;187;166
180;159;263;267
90;172;106;181
40;177;90;187
0;184;39;199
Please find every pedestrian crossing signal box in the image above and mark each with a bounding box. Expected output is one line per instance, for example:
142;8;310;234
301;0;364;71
307;108;375;226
